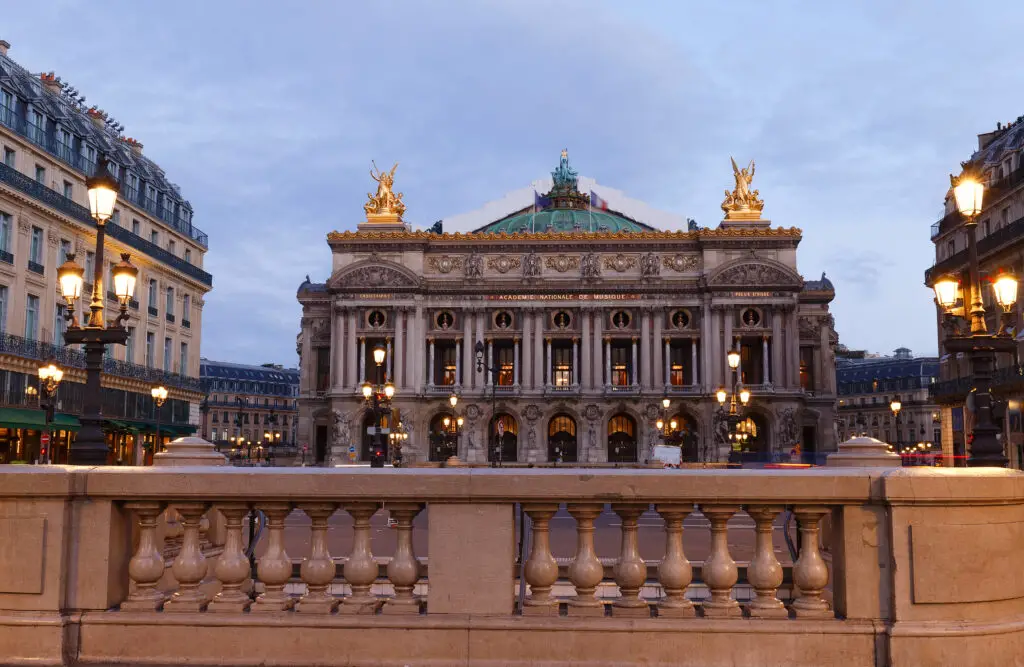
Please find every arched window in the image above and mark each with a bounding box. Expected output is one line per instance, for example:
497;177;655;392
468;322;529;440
489;413;518;463
608;413;637;463
548;414;577;463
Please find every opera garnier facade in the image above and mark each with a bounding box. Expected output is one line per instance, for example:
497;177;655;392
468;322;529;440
296;152;838;466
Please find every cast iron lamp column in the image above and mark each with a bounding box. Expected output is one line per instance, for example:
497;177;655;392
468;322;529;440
57;156;139;465
715;348;751;461
889;395;902;453
38;362;64;464
933;165;1019;467
474;340;501;466
360;344;395;467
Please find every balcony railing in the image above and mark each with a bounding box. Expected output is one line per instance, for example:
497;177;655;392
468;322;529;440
166;313;175;324
0;96;209;249
0;249;12;265
0;331;201;392
148;306;158;317
0;161;212;286
2;465;1022;667
26;259;44;275
930;363;1024;402
925;212;1024;284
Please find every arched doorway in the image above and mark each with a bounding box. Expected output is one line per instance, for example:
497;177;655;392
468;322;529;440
548;414;578;463
608;413;637;463
729;413;770;464
361;411;391;461
428;413;458;462
670;412;700;462
488;413;518;463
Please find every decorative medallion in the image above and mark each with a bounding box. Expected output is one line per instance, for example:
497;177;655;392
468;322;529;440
466;404;481;421
487;255;522;274
427;255;464;274
367;310;387;329
584;404;602;421
435;310;455;330
552;311;572;329
670;309;691;329
494;311;513;329
611;310;631;329
663;254;701;273
602;253;637;273
741;308;762;327
545;255;579;273
524;404;542;422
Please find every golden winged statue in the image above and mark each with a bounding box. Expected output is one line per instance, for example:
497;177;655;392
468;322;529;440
721;157;765;220
364;160;406;220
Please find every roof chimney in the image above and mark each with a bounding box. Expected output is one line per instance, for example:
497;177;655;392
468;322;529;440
0;41;10;57
39;72;62;95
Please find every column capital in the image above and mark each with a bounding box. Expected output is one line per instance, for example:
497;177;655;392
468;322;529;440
359;336;366;342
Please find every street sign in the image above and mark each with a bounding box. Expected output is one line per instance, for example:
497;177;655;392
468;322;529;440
40;433;50;447
348;444;356;453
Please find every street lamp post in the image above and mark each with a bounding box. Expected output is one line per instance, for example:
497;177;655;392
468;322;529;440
151;386;167;454
474;340;501;466
932;164;1019;467
57;156;139;465
716;348;751;462
38;362;64;464
890;395;902;452
361;345;395;468
441;392;463;461
656;395;686;459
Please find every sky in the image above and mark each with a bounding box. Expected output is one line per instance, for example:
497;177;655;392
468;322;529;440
4;1;1024;366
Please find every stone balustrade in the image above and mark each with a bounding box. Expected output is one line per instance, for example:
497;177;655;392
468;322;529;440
1;465;1023;666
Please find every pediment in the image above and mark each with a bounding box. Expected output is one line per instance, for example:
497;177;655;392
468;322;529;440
327;260;421;290
707;259;802;288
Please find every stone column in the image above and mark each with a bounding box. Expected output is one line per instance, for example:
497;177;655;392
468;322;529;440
340;503;380;614
296;503;339;613
121;501;166;611
700;504;741;617
384;503;424;614
790;307;801;389
461;311;472;389
545;337;552;387
762;335;770;385
655;504;694;618
455;338;462;389
771;309;782;386
164;503;209;612
346;311;357;390
723;309;733;386
386;337;392;381
691;338;699;386
792;506;832;618
427;338;435;388
631;337;639;387
640;310;651;388
486;339;493;386
612;504;648;616
567;504;604;616
522;504;559;615
581;310;592;389
604;338;611;388
572;337;579;387
709;307;721;390
533;311;544;390
513;336;521;387
358;337;366;385
819;320;832;393
664;337;671;388
475;311;486;390
522;308;532;388
745;505;786;617
701;301;712;391
252;503;294;612
394;308;404;390
330;307;341;391
207;503;251;613
593;311;603;387
652;309;662;389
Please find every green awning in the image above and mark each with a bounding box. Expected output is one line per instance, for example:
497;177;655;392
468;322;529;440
0;408;80;431
103;420;196;436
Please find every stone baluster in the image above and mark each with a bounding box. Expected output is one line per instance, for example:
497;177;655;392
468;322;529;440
207;503;252;612
163;502;209;612
700;505;741;617
567;504;605;616
744;505;786;618
297;503;339;613
384;503;424;614
252;503;295;612
522;504;560;615
611;504;648;617
655;504;694;617
121;501;166;611
791;506;832;618
341;503;381;614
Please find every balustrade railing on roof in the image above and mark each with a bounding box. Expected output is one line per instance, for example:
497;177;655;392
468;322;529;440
925;212;1024;283
0;161;212;286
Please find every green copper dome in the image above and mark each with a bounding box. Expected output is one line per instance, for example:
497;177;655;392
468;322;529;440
472;150;657;235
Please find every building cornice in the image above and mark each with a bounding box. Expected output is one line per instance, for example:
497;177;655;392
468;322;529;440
326;227;803;245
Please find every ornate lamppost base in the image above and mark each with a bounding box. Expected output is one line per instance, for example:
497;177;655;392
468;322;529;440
945;335;1014;467
63;327;128;466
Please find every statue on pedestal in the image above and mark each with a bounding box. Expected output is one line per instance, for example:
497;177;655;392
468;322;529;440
721;157;765;220
364;161;406;220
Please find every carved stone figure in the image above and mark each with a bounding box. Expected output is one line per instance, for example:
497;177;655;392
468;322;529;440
639;252;660;277
713;262;799;287
465;253;483;278
332;410;351;448
523;252;542;278
776;408;800;450
364;161;406;219
580;252;600;279
721;157;764;219
340;265;418;288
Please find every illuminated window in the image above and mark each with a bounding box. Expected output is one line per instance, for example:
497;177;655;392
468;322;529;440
552;344;573;386
611;342;630;385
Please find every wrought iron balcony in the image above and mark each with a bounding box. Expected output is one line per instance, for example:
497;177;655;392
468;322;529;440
0;161;212;286
925;212;1024;284
26;260;44;275
166;313;175;324
0;332;201;392
0;250;13;265
665;384;702;395
147;306;158;317
182;319;191;329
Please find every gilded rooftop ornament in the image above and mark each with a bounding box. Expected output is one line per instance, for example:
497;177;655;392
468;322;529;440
721;157;765;220
364;161;406;222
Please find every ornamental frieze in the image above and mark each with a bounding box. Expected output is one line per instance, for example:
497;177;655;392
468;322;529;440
715;262;800;287
487;255;522;274
662;254;701;272
338;264;419;287
544;255;580;273
602;253;637;273
426;255;464;274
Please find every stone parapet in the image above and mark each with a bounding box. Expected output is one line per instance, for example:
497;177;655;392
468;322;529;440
0;465;1022;666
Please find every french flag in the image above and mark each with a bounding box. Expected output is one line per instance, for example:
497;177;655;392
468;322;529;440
590;190;609;211
534;191;551;209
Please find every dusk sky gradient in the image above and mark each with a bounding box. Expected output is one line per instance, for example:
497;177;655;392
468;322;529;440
5;1;1024;367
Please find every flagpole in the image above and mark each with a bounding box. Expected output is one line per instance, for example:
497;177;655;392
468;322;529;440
531;189;536;233
589;193;593;232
